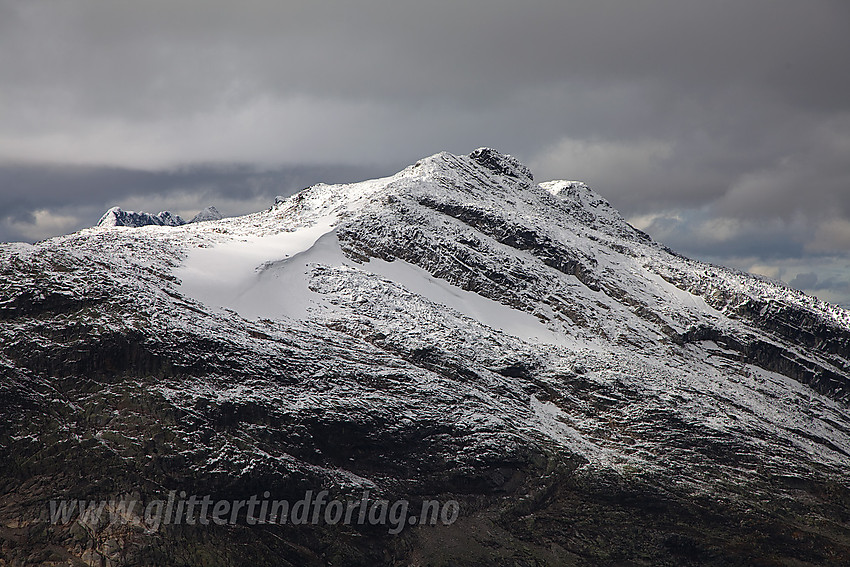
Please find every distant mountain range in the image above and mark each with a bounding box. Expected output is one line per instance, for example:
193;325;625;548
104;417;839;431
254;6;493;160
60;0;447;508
97;205;222;227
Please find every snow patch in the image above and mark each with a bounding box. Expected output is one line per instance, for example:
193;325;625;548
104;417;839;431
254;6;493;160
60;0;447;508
177;218;578;346
365;255;575;346
176;217;337;319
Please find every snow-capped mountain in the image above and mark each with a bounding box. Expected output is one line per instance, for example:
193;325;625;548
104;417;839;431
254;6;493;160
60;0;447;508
1;149;849;566
97;206;188;227
96;205;223;228
190;205;223;223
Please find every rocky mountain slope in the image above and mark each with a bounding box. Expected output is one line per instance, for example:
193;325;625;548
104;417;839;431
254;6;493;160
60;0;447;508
1;148;849;566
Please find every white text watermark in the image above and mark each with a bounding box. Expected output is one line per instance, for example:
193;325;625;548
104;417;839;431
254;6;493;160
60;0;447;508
48;490;459;535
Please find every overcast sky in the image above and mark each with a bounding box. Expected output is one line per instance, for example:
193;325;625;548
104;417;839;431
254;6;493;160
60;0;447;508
1;1;849;306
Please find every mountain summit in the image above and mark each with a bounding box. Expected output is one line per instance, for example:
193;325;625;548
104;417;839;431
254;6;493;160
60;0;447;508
1;149;849;565
97;206;187;227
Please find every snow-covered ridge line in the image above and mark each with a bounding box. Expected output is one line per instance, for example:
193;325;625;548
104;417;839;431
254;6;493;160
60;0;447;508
87;148;848;333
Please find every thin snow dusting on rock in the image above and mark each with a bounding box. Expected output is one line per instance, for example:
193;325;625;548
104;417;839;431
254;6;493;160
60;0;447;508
2;148;850;564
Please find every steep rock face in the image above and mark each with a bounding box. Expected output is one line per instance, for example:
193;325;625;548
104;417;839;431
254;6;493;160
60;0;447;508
1;149;850;566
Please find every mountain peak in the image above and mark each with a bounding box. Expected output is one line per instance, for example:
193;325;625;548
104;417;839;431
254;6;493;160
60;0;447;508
96;206;186;228
468;147;533;184
541;179;616;215
97;205;224;228
191;205;223;223
540;179;650;241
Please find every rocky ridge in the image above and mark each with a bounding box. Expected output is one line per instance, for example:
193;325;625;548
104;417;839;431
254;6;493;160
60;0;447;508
97;205;223;228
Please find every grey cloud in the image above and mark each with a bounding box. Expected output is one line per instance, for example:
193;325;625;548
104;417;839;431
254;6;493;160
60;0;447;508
789;272;819;290
5;2;848;110
811;277;850;297
633;211;808;260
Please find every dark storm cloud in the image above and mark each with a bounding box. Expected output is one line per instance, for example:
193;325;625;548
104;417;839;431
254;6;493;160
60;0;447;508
5;1;848;109
3;1;848;166
1;1;849;303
